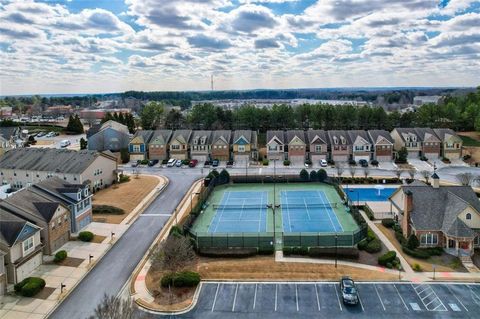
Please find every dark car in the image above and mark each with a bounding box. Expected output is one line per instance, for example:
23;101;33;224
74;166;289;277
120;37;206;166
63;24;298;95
189;159;198;167
148;159;159;167
359;159;368;167
212;159;219;167
204;160;211;167
226;160;234;168
340;276;359;305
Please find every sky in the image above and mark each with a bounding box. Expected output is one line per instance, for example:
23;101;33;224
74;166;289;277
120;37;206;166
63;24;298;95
0;0;479;95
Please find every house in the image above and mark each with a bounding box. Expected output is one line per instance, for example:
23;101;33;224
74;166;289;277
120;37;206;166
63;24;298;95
327;130;351;162
266;131;286;161
87;120;130;152
128;130;154;161
391;128;422;158
0;127;23;154
0;148;118;191
347;130;372;162
414;128;441;159
148;130;173;161
190;131;213;162
211;130;232;161
307;130;328;163
389;175;480;258
232;130;258;164
169;130;192;160
368;130;394;161
0;209;43;285
286;130;307;165
0;187;70;255
32;177;92;233
433;128;463;159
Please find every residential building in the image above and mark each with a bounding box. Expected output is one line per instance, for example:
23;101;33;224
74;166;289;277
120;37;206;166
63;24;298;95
232;130;258;164
347;130;372;162
286;130;307;165
413;96;442;106
391;128;422;158
368;130;394;161
0;148;118;191
169;130;192;160
190;131;213;162
87;120;130;152
307;130;328;163
389;176;480;258
128;130;154;161
148;130;173;161
32;177;92;233
0;209;43;285
266;131;286;161
415;128;441;159
211;130;232;161
434;128;463;159
0;127;23;153
327;130;351;162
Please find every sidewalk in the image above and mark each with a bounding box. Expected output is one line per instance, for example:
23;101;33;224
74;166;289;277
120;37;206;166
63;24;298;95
0;175;167;319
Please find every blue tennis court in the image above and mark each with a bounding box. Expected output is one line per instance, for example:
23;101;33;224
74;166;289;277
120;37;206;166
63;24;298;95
280;190;343;233
208;191;268;233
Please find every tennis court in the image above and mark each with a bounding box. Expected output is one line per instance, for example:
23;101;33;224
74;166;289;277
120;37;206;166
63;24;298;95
208;191;268;233
280;190;343;233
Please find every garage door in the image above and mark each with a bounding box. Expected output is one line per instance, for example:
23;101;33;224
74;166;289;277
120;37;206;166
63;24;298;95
130;154;145;161
424;152;439;160
192;154;208;162
311;154;326;163
376;155;392;162
333;155;348;162
408;151;419;158
234;155;249;164
16;252;42;282
289;156;305;166
354;155;370;161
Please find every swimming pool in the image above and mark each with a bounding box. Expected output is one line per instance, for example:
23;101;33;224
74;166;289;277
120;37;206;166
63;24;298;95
344;187;397;202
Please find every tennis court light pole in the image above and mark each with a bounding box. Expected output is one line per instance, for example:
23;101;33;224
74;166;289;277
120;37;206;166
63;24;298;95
335;233;338;268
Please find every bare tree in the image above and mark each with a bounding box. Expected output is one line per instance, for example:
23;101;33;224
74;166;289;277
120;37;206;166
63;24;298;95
151;234;196;274
364;167;370;179
394;168;402;180
420;170;430;183
408;169;415;180
456;172;474;186
349;166;356;178
89;294;134;319
336;163;344;179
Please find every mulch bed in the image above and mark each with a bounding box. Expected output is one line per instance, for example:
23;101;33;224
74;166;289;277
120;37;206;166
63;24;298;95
358;242;389;267
34;287;56;300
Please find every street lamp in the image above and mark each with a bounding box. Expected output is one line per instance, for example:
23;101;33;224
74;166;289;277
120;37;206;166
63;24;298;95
267;203;280;247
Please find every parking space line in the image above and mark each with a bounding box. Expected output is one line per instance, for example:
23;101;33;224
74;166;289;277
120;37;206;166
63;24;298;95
394;284;409;311
446;285;467;312
253;284;257;310
421;291;434;301
412;284;447;311
334;284;343;311
275;284;278;312
468;285;480;306
211;283;220;312
374;284;386;311
315;284;321;311
232;283;238;312
357;292;365;312
295;284;299;312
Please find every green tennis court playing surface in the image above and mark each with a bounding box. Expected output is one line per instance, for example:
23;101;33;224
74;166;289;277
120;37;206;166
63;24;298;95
191;183;358;235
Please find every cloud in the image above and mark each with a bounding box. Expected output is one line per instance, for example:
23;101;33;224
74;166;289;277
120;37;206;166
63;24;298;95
227;4;279;33
187;34;232;50
254;38;280;49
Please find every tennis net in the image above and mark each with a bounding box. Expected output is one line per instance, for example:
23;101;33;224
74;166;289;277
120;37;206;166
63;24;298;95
213;203;337;210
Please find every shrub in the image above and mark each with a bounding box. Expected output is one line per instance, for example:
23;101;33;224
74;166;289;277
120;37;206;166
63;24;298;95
413;263;423;272
219;169;230;185
198;247;257;258
78;231;94;242
308;247;359;259
395;231;407;246
283;160;290;166
257;246;274;255
118;174;130;183
402;246;430;259
386;262;393;269
169;225;184;237
161;271;201;288
310;170;318;182
366;228;376;242
365;239;382;253
262;159;269;166
364;207;374;220
14;277;46;297
300;169;309;181
381;218;395;228
392;223;401;233
93;205;125;215
378;251;396;266
407;234;420;250
140;159;149;165
283;247;308;256
54;250;67;263
120;148;129;163
371;160;379;166
357;239;368;251
317;169;328;182
419;247;443;256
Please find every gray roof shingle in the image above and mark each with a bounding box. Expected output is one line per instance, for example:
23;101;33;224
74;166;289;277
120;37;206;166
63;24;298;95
368;130;394;144
306;130;327;144
286;130;306;144
267;130;285;144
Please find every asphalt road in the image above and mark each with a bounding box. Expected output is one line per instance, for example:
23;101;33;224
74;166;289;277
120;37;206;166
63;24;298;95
154;282;480;319
49;170;202;319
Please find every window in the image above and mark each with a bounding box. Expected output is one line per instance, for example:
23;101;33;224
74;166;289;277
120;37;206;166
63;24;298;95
315;145;322;152
238;145;246;152
268;145;278;151
172;144;180;150
23;237;34;255
466;213;472;220
132;145;140;152
420;233;438;245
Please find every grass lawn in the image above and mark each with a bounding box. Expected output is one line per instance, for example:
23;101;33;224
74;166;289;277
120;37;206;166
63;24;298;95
460;135;480;147
92;175;160;224
377;224;467;272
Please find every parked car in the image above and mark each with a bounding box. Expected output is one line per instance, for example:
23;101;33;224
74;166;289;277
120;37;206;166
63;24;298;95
320;159;328;167
59;139;71;148
167;158;176;167
189;159;198;168
131;161;139;167
359;159;368;167
340;276;359;305
226;160;234;168
36;132;46;137
175;159;183;167
204;160;212;167
212;159;219;167
148;159;159;167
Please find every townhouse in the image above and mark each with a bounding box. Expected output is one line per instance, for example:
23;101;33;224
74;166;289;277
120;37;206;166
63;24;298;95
128;130;154;161
433;128;463;159
0;148;118;192
148;130;173;160
327;130;351;162
368;130;394;161
347;130;372;162
169;130;192;160
232;130;257;164
87;120;130;152
266;131;286;161
414;128;441;159
390;128;422;158
286;130;307;164
306;130;328;163
190;131;213;162
211;130;232;161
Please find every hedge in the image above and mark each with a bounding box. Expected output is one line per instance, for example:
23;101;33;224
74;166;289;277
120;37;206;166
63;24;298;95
365;239;382;253
257;246;275;255
363;206;375;220
357;239;368;251
381;218;395;228
419;247;443;256
54;250;67;263
401;246;430;259
14;277;46;297
308;247;359;259
283;160;290;166
161;271;201;288
394;230;407;246
378;251;396;266
198;247;258;258
92;205;125;215
283;247;308;256
78;231;94;242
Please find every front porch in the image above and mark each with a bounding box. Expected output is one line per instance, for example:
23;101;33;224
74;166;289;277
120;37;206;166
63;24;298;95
444;235;475;257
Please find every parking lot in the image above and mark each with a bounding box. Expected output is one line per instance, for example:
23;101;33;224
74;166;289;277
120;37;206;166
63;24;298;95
170;282;480;318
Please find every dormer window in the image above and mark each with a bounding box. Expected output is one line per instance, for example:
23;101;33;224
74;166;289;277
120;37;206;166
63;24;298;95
466;213;472;220
333;136;338;145
340;136;346;144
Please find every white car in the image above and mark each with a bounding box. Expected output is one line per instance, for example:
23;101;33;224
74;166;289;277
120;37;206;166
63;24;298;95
175;159;183;167
320;159;328;167
167;158;176;167
60;140;71;148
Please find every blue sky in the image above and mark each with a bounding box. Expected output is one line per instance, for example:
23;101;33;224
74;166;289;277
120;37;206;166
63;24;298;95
0;0;479;95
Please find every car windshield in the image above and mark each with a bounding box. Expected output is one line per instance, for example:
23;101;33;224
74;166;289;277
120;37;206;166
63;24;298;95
344;287;356;294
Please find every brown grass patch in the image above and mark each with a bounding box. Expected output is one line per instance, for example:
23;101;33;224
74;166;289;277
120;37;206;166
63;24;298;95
33;287;56;300
91;235;107;244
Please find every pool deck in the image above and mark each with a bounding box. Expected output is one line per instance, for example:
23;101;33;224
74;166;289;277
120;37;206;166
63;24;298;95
343;184;399;220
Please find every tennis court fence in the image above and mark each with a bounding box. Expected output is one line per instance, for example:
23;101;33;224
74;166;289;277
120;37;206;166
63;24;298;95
212;203;338;210
188;231;274;250
282;224;367;248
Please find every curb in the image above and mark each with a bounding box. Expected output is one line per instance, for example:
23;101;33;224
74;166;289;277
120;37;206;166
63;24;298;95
44;174;169;319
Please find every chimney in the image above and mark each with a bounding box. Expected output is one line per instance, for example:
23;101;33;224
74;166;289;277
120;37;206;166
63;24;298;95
432;172;440;189
402;190;413;237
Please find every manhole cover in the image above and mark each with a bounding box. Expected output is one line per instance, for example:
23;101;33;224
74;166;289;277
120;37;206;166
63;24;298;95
410;303;421;311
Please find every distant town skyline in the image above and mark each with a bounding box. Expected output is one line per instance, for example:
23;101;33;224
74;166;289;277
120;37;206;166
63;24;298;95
1;0;479;95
